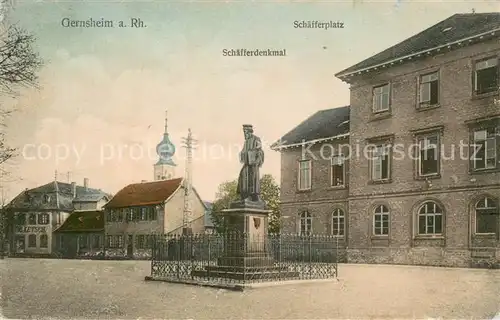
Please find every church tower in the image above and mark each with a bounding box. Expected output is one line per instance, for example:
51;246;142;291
154;110;176;181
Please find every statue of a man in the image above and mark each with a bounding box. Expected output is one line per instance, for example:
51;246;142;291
236;124;264;202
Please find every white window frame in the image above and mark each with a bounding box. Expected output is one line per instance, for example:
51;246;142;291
475;197;498;235
417;133;440;177
472;127;497;170
299;211;312;236
373;205;390;236
417;202;443;236
330;155;345;187
370;145;391;181
419;71;439;105
474;57;498;94
298;160;312;191
331;208;345;237
37;213;50;225
372;84;390;113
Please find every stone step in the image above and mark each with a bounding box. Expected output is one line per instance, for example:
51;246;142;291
191;269;300;280
205;265;290;273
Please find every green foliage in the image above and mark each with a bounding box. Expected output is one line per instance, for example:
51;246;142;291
211;180;238;233
210;174;281;234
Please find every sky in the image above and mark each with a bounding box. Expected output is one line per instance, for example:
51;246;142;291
1;0;499;202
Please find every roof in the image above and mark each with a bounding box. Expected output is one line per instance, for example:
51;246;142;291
54;211;104;233
335;13;500;77
273;106;350;149
104;178;183;208
5;181;109;211
203;201;213;209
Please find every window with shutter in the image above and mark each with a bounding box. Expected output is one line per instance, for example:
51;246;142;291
370;145;390;181
472;126;498;171
474;57;498;95
417;134;440;177
419;71;439;107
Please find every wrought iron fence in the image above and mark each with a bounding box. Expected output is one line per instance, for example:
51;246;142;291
150;232;342;284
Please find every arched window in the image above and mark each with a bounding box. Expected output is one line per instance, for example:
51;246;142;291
373;205;389;236
417;201;443;235
299;211;312;236
42;194;50;204
475;197;498;234
332;209;345;236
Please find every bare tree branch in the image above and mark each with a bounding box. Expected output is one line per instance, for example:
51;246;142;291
0;25;43;95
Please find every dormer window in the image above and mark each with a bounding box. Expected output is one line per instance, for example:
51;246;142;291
24;193;33;203
42;194;51;204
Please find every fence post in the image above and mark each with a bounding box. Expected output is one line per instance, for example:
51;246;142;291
241;232;245;284
308;235;312;279
335;235;339;278
150;234;154;277
207;233;211;281
176;235;180;279
278;234;282;279
190;234;194;280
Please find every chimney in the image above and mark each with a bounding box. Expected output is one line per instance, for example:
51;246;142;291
71;182;76;198
84;178;89;191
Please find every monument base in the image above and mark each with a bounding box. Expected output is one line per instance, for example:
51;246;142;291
190;203;299;281
191;265;299;281
229;198;266;210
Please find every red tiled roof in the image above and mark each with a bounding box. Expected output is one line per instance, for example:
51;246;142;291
104;178;183;209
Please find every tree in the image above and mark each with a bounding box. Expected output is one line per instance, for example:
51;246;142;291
0;24;43;174
0;23;43;258
0;25;43;95
211;174;281;234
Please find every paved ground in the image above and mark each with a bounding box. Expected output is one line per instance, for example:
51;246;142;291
1;259;499;319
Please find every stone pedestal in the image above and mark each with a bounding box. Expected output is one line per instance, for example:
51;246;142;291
191;203;299;280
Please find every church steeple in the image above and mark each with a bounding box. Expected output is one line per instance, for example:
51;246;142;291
154;109;176;180
164;110;168;136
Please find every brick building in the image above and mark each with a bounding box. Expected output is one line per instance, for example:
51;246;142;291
3;177;110;257
274;13;500;267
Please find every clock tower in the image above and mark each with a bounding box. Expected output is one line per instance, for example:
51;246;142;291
154;110;176;181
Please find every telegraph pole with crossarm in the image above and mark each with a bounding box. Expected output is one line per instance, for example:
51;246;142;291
181;128;197;235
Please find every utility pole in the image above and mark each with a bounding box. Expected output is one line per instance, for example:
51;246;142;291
181;128;197;235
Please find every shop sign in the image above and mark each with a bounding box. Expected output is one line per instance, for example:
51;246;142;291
16;226;47;233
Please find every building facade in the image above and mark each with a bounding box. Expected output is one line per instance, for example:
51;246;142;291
4;178;110;257
103;178;207;259
53;210;105;258
275;13;500;268
103;112;210;258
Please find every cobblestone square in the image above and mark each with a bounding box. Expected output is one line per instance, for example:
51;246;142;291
1;259;499;319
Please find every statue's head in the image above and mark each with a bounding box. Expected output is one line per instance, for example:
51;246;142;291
242;124;253;138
